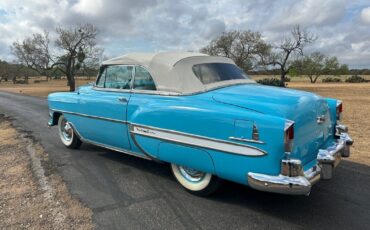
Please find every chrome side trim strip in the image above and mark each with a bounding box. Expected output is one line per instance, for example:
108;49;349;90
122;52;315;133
229;136;265;144
68;122;151;160
51;109;128;124
129;123;266;156
128;126;161;162
52;109;267;156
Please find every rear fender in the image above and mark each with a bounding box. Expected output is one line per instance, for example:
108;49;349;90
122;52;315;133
325;98;339;125
127;93;287;184
158;143;215;174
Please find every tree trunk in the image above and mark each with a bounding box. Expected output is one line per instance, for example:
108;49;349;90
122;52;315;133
70;78;75;91
67;74;75;91
308;75;314;83
312;74;320;83
65;56;76;91
280;70;286;87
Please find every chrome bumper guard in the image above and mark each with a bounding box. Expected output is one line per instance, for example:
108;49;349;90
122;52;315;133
248;124;353;195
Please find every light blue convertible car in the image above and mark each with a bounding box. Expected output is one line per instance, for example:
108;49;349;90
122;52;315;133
48;52;353;196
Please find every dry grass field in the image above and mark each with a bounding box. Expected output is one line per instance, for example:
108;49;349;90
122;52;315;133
291;82;370;165
0;77;92;97
0;76;369;165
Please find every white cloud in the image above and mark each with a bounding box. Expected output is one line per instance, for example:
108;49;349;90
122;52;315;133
0;0;369;68
72;0;104;16
361;7;370;24
247;0;348;30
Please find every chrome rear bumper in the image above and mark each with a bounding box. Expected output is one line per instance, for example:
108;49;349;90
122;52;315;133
247;125;353;195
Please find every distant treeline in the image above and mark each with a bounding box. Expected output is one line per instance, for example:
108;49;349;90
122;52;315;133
0;60;98;83
248;68;370;75
347;69;370;75
1;59;368;84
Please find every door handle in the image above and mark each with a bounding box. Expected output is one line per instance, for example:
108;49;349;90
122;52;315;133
118;97;128;103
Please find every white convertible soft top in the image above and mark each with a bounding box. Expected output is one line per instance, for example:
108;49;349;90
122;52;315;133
102;52;255;94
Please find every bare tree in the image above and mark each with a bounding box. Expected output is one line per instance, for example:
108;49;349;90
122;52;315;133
11;32;53;80
54;24;102;91
11;24;102;91
200;30;267;72
259;25;316;86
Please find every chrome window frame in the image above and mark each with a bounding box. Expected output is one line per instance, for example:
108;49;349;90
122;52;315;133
132;65;158;92
95;67;107;87
93;64;163;95
93;64;135;92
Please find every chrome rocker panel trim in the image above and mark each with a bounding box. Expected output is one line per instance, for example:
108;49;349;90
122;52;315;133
247;126;352;195
50;109;128;124
68;122;151;161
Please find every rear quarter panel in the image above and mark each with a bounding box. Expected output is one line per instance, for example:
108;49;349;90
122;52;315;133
128;92;287;185
325;97;339;126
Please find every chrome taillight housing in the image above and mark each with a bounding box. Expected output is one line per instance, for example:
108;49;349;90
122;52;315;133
284;120;294;153
336;100;343;120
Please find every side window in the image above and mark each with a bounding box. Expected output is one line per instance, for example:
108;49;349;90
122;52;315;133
133;66;156;91
104;65;133;89
96;68;106;87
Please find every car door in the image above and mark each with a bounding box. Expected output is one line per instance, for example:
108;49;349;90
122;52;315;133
126;65;159;157
78;65;133;150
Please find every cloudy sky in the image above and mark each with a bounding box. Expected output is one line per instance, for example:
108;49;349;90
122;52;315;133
0;0;369;68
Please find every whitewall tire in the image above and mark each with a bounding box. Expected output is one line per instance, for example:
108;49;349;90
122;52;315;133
171;164;222;196
58;115;82;149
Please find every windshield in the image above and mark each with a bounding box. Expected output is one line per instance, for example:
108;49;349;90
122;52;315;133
192;63;250;85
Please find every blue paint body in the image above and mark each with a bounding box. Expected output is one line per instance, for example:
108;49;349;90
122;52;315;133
48;83;339;186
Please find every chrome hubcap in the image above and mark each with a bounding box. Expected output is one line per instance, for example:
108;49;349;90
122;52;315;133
178;166;205;182
61;118;72;141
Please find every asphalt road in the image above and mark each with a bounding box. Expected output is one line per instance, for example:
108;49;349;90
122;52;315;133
1;91;370;230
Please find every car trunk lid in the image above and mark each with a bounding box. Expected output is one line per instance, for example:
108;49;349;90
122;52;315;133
212;84;333;165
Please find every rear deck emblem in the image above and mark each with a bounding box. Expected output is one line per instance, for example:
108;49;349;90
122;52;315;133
317;115;326;124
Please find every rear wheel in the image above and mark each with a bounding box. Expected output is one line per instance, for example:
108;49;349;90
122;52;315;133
58;115;82;149
171;164;222;196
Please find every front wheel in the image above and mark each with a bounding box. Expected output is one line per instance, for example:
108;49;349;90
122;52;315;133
58;115;82;149
171;164;222;196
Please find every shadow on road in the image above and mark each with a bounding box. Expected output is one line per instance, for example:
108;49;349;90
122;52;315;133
81;143;370;229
